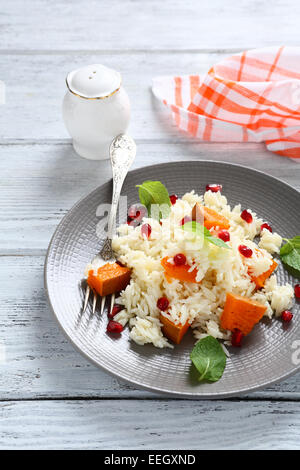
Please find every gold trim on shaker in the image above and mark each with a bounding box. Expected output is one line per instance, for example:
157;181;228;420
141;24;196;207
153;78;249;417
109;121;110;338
65;76;122;100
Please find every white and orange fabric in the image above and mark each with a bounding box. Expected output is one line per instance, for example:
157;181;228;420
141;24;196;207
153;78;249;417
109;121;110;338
152;47;300;159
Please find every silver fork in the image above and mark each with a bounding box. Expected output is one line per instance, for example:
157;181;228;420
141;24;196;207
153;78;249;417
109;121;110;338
83;133;137;315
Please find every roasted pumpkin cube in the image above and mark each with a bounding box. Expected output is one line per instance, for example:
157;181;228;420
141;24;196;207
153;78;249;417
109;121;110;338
250;259;278;289
87;262;131;296
220;292;267;335
161;256;200;283
160;314;190;344
192;203;230;230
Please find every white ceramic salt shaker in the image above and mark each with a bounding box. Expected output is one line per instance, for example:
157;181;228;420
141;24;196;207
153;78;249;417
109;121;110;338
62;64;130;160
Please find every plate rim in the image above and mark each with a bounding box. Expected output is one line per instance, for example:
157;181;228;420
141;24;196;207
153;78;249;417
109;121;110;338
44;159;300;399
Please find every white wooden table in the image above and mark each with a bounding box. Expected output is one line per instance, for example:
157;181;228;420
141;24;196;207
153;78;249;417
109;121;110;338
1;0;300;450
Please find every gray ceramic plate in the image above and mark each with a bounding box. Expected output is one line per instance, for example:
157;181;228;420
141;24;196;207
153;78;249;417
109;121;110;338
45;161;300;398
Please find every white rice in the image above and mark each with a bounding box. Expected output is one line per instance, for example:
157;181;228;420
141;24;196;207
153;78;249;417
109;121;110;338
107;190;294;348
259;228;282;254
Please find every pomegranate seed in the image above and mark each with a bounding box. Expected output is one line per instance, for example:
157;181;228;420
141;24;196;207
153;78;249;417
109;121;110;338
295;284;300;299
206;184;222;193
170;194;178;205
218;230;230;242
261;223;272;233
239;245;253;258
174;253;186;266
141;223;152;238
108;304;123;319
127;216;138;227
241;209;253;224
231;329;244;347
128;205;138;218
128;204;147;221
180;216;192;226
157;297;169;311
107;320;123;333
281;310;293;323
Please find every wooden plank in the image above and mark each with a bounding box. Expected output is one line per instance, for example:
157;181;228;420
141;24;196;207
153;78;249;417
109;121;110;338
0;51;225;141
0;255;299;401
0;255;149;400
3;49;300;142
1;399;300;449
1;0;300;51
0;142;299;254
0;0;298;449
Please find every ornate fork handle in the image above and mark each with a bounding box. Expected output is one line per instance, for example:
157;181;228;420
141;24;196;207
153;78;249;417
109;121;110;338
100;134;137;261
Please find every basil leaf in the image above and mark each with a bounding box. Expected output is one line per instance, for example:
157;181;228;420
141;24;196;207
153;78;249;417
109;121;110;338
280;237;300;278
182;221;230;249
136;181;171;219
190;336;226;382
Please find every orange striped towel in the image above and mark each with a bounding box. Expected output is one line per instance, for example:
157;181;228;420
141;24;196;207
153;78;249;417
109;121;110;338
152;47;300;159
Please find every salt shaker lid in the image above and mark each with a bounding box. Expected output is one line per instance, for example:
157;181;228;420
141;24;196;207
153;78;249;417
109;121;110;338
66;64;121;99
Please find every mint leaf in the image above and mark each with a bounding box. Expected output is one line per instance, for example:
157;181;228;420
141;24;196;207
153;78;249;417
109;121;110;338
280;237;300;255
205;234;230;249
182;220;208;237
190;336;226;382
182;221;230;250
282;248;300;272
136;181;171;219
138;185;153;208
280;240;293;256
280;237;300;278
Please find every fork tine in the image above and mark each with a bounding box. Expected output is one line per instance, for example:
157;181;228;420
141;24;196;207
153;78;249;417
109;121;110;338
110;293;115;315
100;295;106;315
83;285;90;312
92;291;97;314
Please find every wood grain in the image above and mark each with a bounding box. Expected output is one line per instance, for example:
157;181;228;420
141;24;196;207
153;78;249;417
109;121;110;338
0;255;299;401
1;0;300;450
1;399;300;449
0;142;299;253
1;0;300;52
0;51;224;141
